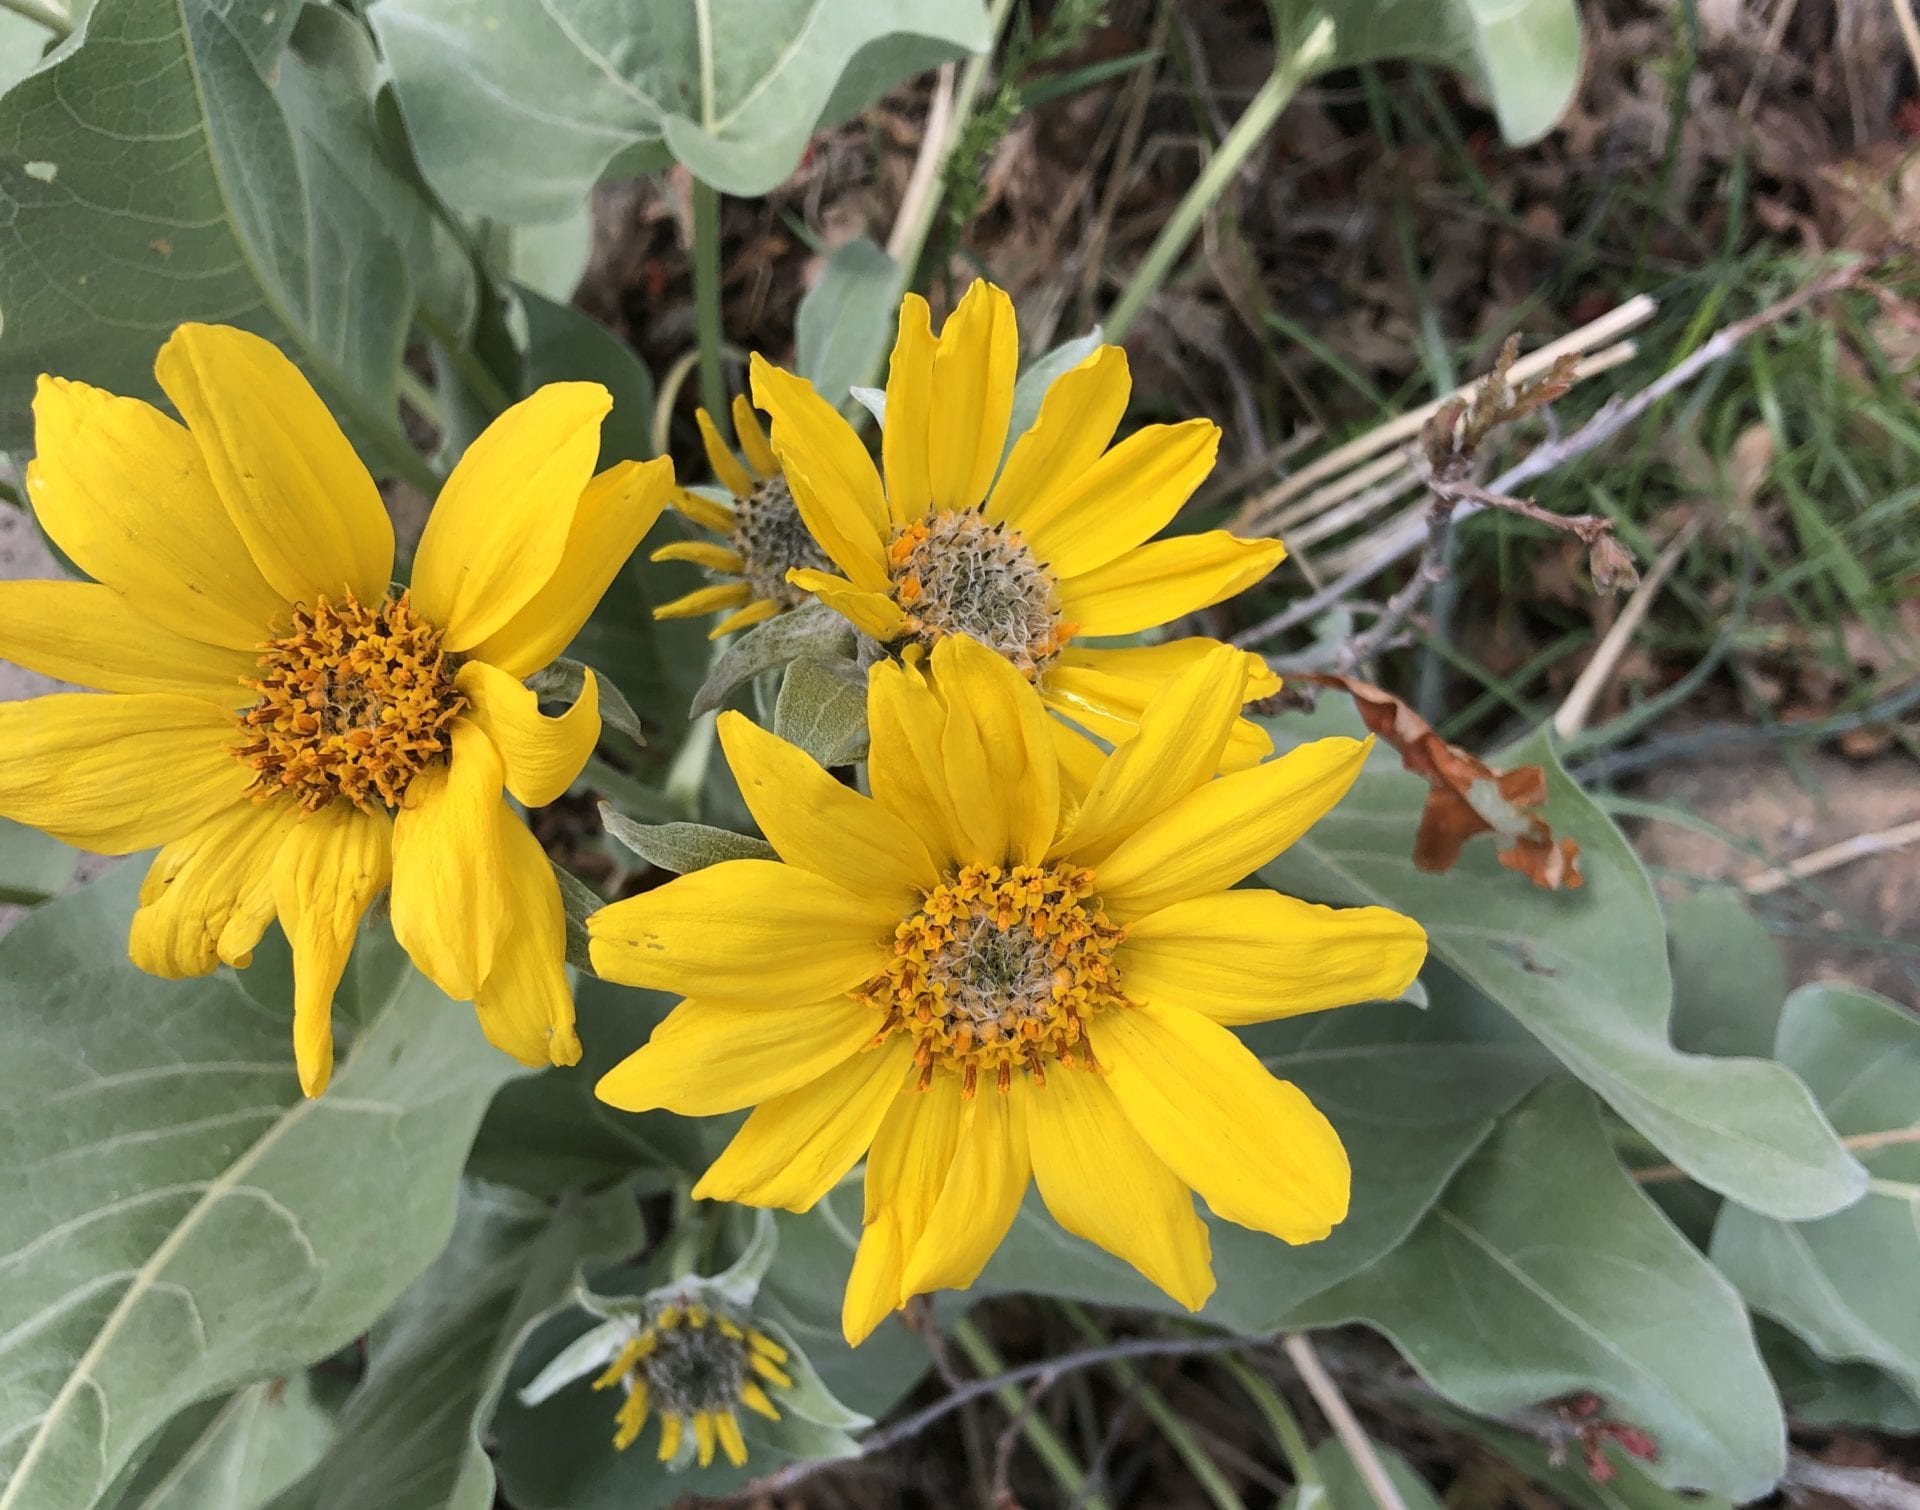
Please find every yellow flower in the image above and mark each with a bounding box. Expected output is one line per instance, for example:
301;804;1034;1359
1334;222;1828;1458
590;1300;792;1466
589;636;1427;1344
0;324;673;1096
748;280;1286;768
650;395;832;638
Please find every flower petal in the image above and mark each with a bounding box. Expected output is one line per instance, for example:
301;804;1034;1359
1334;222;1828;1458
927;281;1017;511
0;693;249;853
899;1082;1031;1299
26;377;285;647
1094;735;1371;921
786;570;908;639
651;540;745;571
472;808;582;1068
1056;533;1287;636
691;1037;915;1210
718;710;936;904
732;394;779;480
986;346;1130;528
390;719;510;1000
130;798;299;977
272;802;393;1098
709;599;780;639
930;634;1058;867
471;457;675;677
670;487;737;534
596;996;881;1115
457;660;599;808
587;858;894;1002
657;583;753;619
1047;639;1277;771
1121;892;1427;1025
867;656;969;872
881;293;938;523
1090;1000;1350;1243
751;354;889;588
1021;420;1218;577
1026;1066;1214;1310
845;1077;964;1344
153;324;393;606
0;580;255;700
697;407;756;498
411;382;612;649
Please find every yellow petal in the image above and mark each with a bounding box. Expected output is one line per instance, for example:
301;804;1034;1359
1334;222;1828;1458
732;395;779;479
457;660;599;807
899;1082;1031;1299
670;488;737;534
651;539;745;571
588;858;893;1002
272;802;393;1097
1122;892;1427;1025
0;693;249;853
472;809;582;1068
1050;643;1248;865
1047;639;1277;771
1026;1066;1214;1310
472;458;675;678
709;599;781;639
845;1078;965;1345
716;1410;748;1467
1091;1000;1350;1243
1058;638;1282;699
986;346;1130;529
1094;735;1371;921
929;634;1058;867
927;281;1018;511
693;1411;716;1468
692;1037;914;1210
867;656;969;873
750;354;889;589
411;382;612;649
881;293;938;522
696;407;756;498
130;798;299;977
719;710;935;904
657;1414;683;1463
596;995;881;1115
1056;532;1287;636
1021;420;1219;577
390;720;510;1000
655;582;752;619
26;376;285;648
153;324;393;606
0;580;254;700
786;569;908;639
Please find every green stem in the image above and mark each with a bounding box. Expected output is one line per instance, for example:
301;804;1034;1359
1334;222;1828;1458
416;302;515;418
1219;1355;1322;1493
692;178;729;424
0;0;71;38
395;368;444;432
951;1318;1111;1510
364;406;439;498
1104;13;1334;343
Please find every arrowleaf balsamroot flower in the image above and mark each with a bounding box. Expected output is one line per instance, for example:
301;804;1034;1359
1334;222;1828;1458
0;324;673;1095
749;280;1287;768
589;636;1428;1344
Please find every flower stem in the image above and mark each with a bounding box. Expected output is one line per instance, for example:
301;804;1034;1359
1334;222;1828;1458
0;0;71;38
1218;1354;1323;1493
692;178;729;425
951;1317;1111;1510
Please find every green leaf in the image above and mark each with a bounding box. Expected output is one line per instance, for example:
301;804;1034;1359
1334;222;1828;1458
795;237;902;409
1261;708;1865;1222
510;210;594;304
0;0;445;462
0;868;522;1510
528;657;648;747
1757;1318;1920;1434
1709;982;1920;1414
598;804;776;873
370;0;992;221
1003;329;1103;462
519;288;656;463
108;1377;340;1510
773;656;869;766
0;813;77;905
1280;1437;1445;1510
1667;891;1787;1060
1294;1079;1785;1501
690;602;855;718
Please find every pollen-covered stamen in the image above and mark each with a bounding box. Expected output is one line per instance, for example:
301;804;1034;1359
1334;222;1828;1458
858;863;1128;1095
592;1299;789;1464
886;511;1070;676
729;475;832;607
232;591;464;813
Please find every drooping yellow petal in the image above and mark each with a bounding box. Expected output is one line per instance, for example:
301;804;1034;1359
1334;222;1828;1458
899;1081;1031;1299
717;710;936;903
867;656;969;872
986;346;1131;529
1047;639;1277;771
1020;420;1218;577
715;1410;748;1467
844;1078;965;1345
1091;1000;1350;1243
709;599;781;639
655;583;752;620
1121;892;1427;1025
411;382;612;650
930;634;1058;867
26;377;285;648
657;1413;683;1463
692;1412;716;1468
785;569;908;639
750;354;889;588
457;661;599;808
927;281;1017;511
588;859;893;1002
0;581;254;700
130;798;300;977
650;539;745;571
1026;1066;1214;1310
670;488;737;534
272;802;393;1097
1055;532;1287;636
596;996;880;1115
696;407;757;499
390;719;510;1000
472;809;582;1068
0;693;249;853
881;293;938;522
153;324;393;606
732;395;779;480
471;458;675;678
1095;735;1371;921
692;1037;914;1210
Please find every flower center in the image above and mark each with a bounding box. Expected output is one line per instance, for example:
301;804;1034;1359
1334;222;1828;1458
858;863;1128;1095
593;1300;793;1456
643;1304;750;1417
233;591;464;813
885;512;1069;676
729;476;832;608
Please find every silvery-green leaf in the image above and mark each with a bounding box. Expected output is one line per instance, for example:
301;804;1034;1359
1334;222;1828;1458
849;385;887;425
529;657;648;747
109;1377;340;1510
1280;1437;1444;1510
598;804;776;873
750;1318;869;1433
0;814;76;905
518;1319;631;1408
1002;328;1104;462
773;656;869;766
511;208;594;304
710;1210;780;1308
550;862;601;974
1758;1318;1920;1434
691;602;854;717
519;291;656;464
1667;891;1787;1060
795;238;901;409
